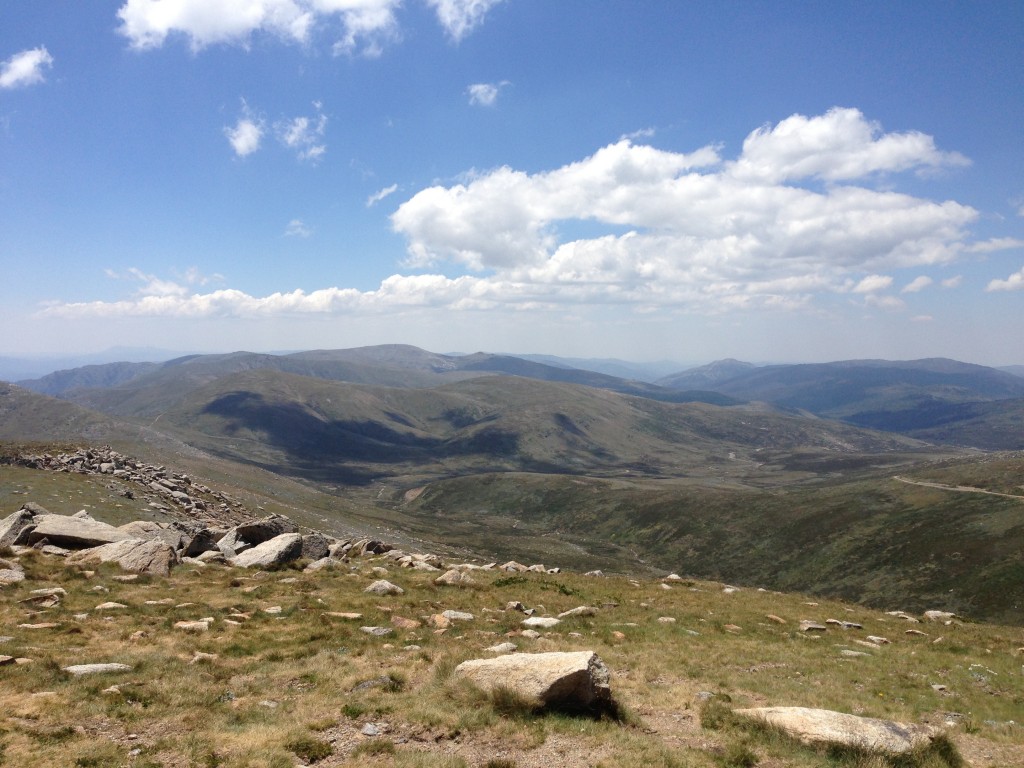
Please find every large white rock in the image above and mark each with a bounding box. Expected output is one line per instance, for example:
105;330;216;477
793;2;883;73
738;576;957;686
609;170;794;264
454;651;612;711
733;707;941;755
232;533;303;569
63;663;133;676
19;514;131;549
69;538;178;576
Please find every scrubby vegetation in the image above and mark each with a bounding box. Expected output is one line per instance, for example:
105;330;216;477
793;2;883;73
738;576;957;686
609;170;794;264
1;540;1021;766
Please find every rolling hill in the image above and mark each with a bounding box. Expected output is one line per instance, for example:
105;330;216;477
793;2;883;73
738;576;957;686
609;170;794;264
658;357;1024;449
4;348;1023;623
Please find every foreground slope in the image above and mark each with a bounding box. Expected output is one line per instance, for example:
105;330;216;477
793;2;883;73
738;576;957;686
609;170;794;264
0;493;1021;767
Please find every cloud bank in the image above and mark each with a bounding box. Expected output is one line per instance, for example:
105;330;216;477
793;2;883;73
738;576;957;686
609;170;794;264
45;108;1015;320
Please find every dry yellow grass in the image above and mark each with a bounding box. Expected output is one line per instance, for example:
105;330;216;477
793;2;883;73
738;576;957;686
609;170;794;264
1;545;1022;767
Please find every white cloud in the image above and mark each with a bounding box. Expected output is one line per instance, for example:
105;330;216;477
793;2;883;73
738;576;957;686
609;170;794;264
466;81;508;107
367;183;398;207
987;266;1024;292
224;111;264;157
941;275;962;289
104;266;223;298
622;127;656;142
46;109;1006;321
116;0;492;53
426;0;503;42
911;315;933;322
964;237;1024;254
729;107;969;184
901;275;932;293
863;294;905;310
853;275;893;294
284;219;312;237
0;46;54;89
277;102;327;161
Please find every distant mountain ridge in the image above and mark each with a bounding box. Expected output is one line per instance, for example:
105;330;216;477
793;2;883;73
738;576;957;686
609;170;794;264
14;346;1024;449
656;357;1024;449
17;345;736;408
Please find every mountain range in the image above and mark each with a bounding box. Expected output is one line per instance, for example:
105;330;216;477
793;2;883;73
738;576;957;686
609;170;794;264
2;344;1023;623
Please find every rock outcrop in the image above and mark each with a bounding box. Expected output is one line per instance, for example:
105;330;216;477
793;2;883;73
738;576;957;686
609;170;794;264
231;533;304;569
17;513;132;549
69;538;178;576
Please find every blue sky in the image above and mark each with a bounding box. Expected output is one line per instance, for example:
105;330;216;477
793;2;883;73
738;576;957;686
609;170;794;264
1;1;1022;366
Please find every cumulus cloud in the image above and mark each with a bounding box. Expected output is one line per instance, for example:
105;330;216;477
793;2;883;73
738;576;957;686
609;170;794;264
901;275;932;293
853;275;893;294
964;237;1024;253
284;219;312;237
277;102;327;161
367;183;398;207
0;46;54;89
940;275;962;289
987;266;1024;292
467;81;508;106
729;108;969;183
225;104;264;157
426;0;503;42
116;0;494;53
46;109;1003;321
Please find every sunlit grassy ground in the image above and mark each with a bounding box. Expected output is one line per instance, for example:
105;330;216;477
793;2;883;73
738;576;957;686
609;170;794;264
1;542;1021;767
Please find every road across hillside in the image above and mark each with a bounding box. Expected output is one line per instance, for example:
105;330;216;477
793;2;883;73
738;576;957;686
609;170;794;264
893;475;1024;501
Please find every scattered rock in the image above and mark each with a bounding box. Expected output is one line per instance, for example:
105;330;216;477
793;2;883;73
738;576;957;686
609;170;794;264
766;614;787;624
0;508;37;549
522;616;560;629
455;651;613;712
364;579;404;596
174;619;214;632
0;568;25;584
557;606;596;619
732;707;942;756
63;663;133;676
69;538;178;576
300;533;331;561
435;569;474;587
232;533;304;569
800;621;828;633
486;642;518;654
442;610;474;622
360;626;393;637
19;514;132;549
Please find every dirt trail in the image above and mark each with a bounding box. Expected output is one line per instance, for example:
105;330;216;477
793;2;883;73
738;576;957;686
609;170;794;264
892;475;1024;501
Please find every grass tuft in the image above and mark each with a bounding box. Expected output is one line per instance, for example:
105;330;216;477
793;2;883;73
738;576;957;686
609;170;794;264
284;733;333;763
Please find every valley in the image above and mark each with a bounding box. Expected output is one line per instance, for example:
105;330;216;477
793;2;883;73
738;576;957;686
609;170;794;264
3;346;1022;624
